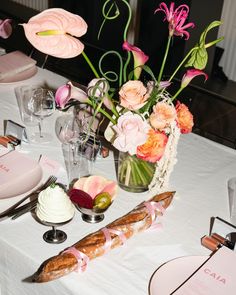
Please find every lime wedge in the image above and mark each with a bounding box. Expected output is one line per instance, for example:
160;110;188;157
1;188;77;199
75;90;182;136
93;192;112;210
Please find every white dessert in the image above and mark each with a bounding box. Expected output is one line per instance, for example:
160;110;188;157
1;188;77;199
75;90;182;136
36;185;75;223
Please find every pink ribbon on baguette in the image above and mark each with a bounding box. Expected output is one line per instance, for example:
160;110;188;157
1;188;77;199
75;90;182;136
63;246;89;272
144;201;165;229
101;227;127;254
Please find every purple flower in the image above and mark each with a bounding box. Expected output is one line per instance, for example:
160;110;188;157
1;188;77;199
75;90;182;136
55;82;88;108
155;2;194;40
0;19;12;39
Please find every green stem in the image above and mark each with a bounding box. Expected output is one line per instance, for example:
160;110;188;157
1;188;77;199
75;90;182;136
82;51;100;78
86;101;116;124
168;47;197;83
157;35;172;84
121;0;132;82
171;87;184;101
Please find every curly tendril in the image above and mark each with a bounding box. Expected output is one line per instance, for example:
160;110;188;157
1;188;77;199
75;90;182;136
99;50;123;86
98;0;132;85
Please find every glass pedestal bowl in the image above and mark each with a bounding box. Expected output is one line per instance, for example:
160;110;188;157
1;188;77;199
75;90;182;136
75;204;112;224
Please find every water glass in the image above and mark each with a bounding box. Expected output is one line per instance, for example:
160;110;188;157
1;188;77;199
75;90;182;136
228;177;236;225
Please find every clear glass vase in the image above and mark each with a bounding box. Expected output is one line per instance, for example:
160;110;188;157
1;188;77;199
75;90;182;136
117;152;155;193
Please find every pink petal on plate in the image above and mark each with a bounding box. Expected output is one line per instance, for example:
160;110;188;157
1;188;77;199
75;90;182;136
22;8;87;58
73;177;87;191
101;181;118;200
82;175;108;199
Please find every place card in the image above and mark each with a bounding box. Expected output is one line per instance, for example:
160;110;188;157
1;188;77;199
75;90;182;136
171;246;236;294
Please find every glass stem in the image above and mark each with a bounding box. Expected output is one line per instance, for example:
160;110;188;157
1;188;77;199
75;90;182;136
38;118;43;138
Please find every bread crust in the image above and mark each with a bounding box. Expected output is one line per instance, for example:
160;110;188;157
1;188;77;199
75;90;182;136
33;191;175;282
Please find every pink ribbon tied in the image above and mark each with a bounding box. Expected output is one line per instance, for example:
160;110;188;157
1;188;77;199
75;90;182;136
144;201;165;229
63;246;89;273
101;227;127;254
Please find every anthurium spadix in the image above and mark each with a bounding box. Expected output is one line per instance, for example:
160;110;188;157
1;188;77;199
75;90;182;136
22;8;87;58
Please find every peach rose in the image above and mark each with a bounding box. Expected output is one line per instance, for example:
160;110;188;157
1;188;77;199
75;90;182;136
175;101;194;134
149;102;176;130
119;80;150;110
137;129;168;163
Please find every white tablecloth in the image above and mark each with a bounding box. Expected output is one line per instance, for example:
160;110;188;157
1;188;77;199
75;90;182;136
0;68;236;295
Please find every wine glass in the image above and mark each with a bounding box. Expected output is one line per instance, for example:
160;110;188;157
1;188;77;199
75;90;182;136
28;88;55;143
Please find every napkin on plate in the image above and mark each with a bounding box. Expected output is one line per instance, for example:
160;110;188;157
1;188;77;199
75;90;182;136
0;51;36;81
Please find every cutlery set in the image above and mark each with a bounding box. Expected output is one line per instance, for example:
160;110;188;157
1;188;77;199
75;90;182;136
0;175;57;221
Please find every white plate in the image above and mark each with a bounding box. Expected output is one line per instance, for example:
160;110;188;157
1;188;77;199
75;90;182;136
0;66;37;84
148;255;208;295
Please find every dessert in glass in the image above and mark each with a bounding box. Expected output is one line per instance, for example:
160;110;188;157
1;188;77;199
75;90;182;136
36;184;75;243
69;175;117;223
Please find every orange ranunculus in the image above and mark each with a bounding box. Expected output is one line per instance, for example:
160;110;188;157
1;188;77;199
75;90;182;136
149;101;176;130
175;101;194;134
137;129;168;163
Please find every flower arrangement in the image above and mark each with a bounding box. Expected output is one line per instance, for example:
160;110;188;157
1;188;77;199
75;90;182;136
22;1;222;193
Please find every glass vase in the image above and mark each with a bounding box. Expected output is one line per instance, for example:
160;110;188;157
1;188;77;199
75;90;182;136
117;152;156;193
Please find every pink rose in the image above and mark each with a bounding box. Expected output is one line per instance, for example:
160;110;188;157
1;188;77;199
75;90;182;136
149;102;176;130
113;111;150;155
119;80;150;111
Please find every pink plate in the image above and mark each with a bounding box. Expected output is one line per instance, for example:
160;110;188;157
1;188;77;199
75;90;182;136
0;66;37;83
149;255;208;295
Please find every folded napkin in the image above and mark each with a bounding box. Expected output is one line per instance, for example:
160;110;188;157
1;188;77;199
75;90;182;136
0;51;36;81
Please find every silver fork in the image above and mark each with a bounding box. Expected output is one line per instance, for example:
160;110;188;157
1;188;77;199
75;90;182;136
0;175;57;219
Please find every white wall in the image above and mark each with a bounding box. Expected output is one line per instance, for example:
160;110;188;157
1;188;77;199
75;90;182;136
218;0;236;81
11;0;48;11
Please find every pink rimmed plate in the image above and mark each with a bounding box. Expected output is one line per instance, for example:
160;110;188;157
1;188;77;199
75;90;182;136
0;66;37;84
148;255;208;295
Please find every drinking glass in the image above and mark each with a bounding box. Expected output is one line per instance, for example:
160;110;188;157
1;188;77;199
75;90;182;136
28;88;55;143
55;113;101;185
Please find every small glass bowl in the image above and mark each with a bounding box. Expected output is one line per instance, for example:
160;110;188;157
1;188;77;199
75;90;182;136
75;204;112;223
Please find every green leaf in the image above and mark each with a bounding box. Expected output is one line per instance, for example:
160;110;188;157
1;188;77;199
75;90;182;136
185;21;222;70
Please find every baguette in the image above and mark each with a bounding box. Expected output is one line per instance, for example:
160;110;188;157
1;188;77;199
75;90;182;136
33;191;175;282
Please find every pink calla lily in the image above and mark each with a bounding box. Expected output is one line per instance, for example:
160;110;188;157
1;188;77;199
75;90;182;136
181;69;208;88
22;8;87;58
55;82;88;108
123;41;149;79
0;19;12;39
155;2;194;40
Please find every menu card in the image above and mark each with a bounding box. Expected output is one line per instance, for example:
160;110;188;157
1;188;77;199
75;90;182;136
171;246;236;294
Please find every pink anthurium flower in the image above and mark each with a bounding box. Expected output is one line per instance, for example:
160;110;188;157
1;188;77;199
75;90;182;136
123;41;149;79
55;82;88;108
0;19;12;39
155;2;194;40
181;69;208;88
21;8;87;58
